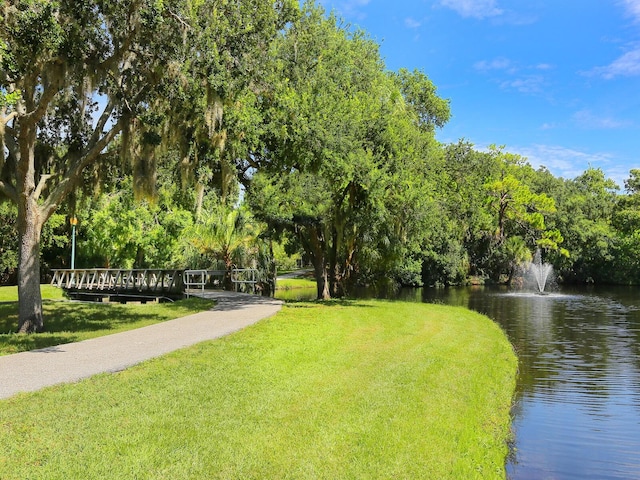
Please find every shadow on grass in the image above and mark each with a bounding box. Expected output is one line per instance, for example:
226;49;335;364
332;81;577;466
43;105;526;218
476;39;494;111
0;297;213;355
0;303;19;332
283;298;376;308
40;302;163;333
1;298;212;335
1;333;81;355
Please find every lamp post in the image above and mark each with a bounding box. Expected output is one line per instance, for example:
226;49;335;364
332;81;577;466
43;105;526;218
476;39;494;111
70;217;78;270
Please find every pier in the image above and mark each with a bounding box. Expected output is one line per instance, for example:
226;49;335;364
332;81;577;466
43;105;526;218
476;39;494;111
50;268;265;302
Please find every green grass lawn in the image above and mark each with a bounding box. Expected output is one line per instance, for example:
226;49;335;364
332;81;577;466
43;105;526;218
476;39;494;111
0;300;517;479
275;277;317;290
0;285;214;355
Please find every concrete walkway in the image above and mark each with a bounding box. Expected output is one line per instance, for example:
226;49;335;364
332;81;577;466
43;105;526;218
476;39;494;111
276;268;314;280
0;291;283;400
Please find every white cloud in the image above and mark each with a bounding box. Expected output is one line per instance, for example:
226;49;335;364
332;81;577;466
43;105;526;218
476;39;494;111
474;58;554;93
511;144;625;187
319;0;371;19
583;2;640;79
620;0;640;21
500;75;546;94
474;57;512;72
535;63;553;70
440;0;503;19
475;58;549;93
589;47;640;79
475;57;554;74
405;17;422;29
573;109;631;129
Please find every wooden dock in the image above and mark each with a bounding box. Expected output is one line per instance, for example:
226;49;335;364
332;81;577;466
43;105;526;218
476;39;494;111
51;269;185;302
50;268;265;302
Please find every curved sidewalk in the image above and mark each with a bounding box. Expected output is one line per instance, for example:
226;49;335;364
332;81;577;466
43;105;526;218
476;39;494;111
0;291;282;400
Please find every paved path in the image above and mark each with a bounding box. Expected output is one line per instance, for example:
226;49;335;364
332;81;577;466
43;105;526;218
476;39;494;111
277;268;313;280
0;291;282;400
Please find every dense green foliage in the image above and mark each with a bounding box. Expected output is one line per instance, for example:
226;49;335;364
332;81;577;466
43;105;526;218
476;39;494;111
1;0;295;330
0;301;517;479
2;0;639;316
77;177;193;269
245;4;449;297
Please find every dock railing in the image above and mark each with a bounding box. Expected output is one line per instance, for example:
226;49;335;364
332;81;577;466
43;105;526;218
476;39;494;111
183;270;225;297
51;268;263;301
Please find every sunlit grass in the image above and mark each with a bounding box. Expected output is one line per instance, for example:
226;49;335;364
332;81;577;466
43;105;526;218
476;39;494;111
0;300;517;479
275;277;317;290
0;284;66;302
0;285;214;355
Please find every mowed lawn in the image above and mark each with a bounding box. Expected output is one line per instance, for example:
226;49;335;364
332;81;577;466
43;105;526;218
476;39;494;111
0;286;214;355
0;299;517;479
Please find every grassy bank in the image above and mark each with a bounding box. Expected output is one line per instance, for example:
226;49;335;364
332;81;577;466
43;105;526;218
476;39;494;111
0;300;517;479
275;277;317;301
0;286;213;355
275;277;317;290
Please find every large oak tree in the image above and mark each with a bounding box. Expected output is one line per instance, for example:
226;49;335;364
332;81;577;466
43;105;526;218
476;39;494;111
0;0;294;332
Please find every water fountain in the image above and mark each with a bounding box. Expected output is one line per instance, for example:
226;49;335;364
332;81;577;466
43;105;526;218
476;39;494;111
527;249;553;293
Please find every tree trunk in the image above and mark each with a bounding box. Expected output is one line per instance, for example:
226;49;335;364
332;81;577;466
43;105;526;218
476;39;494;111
223;254;234;290
17;211;44;333
329;224;342;297
309;226;330;300
313;256;330;300
16;123;45;333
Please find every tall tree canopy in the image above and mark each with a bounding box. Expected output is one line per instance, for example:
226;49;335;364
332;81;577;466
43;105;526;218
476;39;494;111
553;167;619;283
0;0;295;332
4;0;638;332
246;3;450;298
610;169;640;283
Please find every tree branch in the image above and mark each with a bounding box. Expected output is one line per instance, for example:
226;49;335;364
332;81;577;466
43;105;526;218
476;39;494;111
2;111;18;127
99;35;136;74
166;8;191;30
41;117;126;221
97;0;144;73
23;76;62;127
3;126;18;160
0;180;18;203
89;99;116;146
34;174;52;201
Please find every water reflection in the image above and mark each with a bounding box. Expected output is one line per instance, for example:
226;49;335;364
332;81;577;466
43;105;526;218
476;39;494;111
424;286;640;480
274;286;317;301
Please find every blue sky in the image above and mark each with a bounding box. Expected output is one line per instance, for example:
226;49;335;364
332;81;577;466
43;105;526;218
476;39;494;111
316;0;640;188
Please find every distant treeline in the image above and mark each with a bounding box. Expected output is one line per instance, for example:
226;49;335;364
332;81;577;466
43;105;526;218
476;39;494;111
2;1;638;302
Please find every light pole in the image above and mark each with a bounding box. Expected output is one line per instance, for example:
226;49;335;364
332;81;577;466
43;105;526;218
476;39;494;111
70;217;78;270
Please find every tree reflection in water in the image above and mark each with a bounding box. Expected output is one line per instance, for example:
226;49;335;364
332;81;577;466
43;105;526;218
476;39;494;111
425;285;640;480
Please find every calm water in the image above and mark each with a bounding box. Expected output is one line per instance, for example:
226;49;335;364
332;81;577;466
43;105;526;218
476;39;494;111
420;285;640;480
276;284;640;478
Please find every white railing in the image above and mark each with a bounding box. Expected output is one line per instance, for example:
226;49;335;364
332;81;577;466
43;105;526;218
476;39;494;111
231;268;258;292
52;267;264;299
51;269;183;294
183;270;225;297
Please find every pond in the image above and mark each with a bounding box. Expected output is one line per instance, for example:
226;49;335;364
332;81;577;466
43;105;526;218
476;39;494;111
277;284;640;478
424;285;640;480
